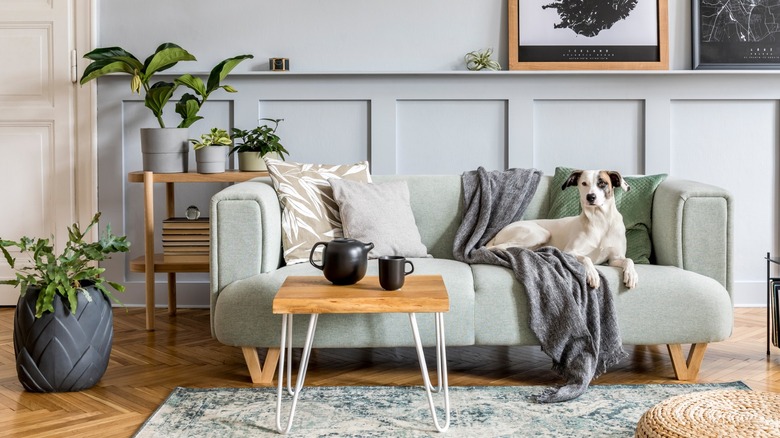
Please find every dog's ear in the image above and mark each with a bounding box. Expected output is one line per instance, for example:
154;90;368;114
562;170;583;190
607;171;630;192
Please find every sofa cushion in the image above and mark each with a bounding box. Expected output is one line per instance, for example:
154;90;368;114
471;263;733;346
264;158;371;265
330;178;428;258
547;167;667;264
606;265;733;344
214;258;475;348
471;264;537;345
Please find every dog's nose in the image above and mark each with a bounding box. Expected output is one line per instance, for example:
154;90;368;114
586;193;597;204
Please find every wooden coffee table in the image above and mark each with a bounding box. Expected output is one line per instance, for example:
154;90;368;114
273;275;451;434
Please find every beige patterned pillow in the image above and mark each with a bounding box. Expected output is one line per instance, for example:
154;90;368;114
264;157;372;265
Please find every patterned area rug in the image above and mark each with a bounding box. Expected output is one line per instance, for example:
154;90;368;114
134;382;749;437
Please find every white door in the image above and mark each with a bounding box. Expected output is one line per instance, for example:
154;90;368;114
0;1;95;305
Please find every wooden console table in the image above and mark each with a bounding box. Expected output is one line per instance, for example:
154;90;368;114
127;170;268;330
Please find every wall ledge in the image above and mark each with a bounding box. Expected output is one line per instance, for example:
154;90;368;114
138;69;780;77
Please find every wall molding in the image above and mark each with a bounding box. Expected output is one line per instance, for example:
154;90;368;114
97;72;780;307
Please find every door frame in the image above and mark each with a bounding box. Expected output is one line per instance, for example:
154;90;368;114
75;0;98;229
0;0;96;305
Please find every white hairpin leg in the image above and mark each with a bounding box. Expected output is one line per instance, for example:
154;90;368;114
276;313;319;434
409;312;450;433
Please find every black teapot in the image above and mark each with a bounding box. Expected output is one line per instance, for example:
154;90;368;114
309;238;374;285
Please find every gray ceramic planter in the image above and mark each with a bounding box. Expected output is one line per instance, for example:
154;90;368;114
140;128;189;173
195;145;229;173
14;283;113;392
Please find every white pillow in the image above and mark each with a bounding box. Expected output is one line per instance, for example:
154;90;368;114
329;178;428;258
264;157;372;264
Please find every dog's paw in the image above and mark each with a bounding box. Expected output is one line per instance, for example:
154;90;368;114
623;267;638;289
586;268;600;289
622;259;638;289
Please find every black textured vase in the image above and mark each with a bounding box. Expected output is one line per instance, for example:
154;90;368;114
13;283;113;392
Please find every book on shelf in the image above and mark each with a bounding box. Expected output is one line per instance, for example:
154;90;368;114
163;246;211;253
163;242;209;252
774;282;780;348
161;233;210;242
162;217;210;230
160;217;211;263
161;228;210;236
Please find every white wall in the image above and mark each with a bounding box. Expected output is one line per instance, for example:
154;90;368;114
96;1;777;308
98;0;692;71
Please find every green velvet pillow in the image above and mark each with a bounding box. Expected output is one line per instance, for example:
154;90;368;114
547;167;667;264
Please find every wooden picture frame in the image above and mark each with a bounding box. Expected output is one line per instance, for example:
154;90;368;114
508;0;668;70
692;0;780;69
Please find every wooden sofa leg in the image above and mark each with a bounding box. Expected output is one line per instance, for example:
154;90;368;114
242;347;280;386
667;343;708;381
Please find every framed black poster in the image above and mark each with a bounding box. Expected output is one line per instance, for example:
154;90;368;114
693;0;780;69
508;0;669;70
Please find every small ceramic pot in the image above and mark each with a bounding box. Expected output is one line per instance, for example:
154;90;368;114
195;145;229;173
237;151;281;171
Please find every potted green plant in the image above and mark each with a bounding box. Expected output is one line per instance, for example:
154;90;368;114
79;43;253;173
230;118;289;171
172;55;253;129
0;212;130;392
191;127;232;173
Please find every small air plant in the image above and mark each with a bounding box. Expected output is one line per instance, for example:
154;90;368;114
465;48;501;71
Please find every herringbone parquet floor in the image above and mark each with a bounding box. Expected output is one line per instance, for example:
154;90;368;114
0;307;778;437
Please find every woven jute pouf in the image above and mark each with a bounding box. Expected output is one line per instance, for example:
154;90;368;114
635;389;780;437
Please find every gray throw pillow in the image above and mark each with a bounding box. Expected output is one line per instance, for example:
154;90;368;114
329;178;429;258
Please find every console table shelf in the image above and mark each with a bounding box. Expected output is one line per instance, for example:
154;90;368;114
129;255;209;273
127;170;268;184
128;170;269;330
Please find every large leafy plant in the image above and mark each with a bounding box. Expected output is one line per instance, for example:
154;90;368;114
230;118;289;160
174;54;254;128
0;213;130;318
79;43;252;129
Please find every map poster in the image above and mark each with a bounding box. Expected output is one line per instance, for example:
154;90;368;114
693;0;780;69
508;0;669;70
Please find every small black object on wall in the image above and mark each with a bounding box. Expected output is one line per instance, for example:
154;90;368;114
270;58;289;71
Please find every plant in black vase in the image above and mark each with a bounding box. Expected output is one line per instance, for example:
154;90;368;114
0;212;130;392
230;118;289;171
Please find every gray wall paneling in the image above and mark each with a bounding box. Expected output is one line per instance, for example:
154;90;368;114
97;72;779;308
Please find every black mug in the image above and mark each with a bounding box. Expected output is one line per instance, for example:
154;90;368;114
378;256;414;290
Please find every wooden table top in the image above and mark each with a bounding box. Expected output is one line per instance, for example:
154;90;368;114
272;275;449;315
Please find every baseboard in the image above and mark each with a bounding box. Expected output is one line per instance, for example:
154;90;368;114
733;280;769;307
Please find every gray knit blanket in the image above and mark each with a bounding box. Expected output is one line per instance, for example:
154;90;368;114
453;167;627;402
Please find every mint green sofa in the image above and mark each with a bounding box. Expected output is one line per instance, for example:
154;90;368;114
210;175;733;385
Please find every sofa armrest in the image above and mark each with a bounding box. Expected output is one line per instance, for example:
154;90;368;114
652;179;733;295
210;177;282;298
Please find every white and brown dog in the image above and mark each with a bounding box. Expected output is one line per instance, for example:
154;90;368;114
486;169;638;289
